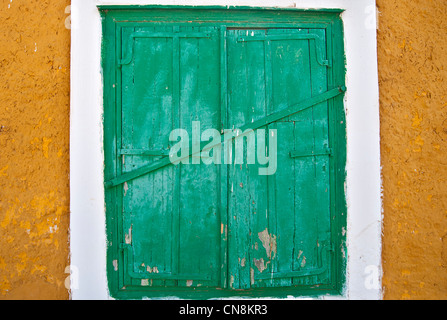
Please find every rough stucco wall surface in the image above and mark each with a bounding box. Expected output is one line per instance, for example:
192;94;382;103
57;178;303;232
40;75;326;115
377;0;447;300
0;0;71;299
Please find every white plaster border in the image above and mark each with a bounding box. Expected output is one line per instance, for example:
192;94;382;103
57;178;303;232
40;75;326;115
70;0;382;300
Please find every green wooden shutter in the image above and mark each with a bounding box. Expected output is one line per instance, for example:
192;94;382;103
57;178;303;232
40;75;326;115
101;7;346;299
119;25;222;288
227;28;332;290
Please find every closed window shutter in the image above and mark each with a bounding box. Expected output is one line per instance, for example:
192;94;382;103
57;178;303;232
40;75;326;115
102;8;346;299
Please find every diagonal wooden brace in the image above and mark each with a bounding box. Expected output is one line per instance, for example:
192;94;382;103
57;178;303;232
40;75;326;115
105;86;346;188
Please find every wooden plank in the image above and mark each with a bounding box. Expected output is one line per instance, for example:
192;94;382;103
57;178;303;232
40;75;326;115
99;6;344;26
268;28;312;288
226;29;269;290
219;25;229;289
330;18;348;292
120;23;135;232
124;25;175;288
116;25;131;288
176;26;221;288
226;29;247;289
264;36;278;288
171;26;181;288
308;27;331;285
102;13;120;293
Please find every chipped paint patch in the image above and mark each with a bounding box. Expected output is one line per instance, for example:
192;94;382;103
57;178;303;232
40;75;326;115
258;228;277;259
253;258;270;273
300;256;307;268
123;182;128;196
146;266;159;274
125;225;132;245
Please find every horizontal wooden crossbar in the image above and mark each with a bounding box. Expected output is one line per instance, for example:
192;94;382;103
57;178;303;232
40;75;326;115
120;245;212;281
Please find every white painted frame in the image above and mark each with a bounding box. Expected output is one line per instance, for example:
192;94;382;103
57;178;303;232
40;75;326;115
70;0;382;300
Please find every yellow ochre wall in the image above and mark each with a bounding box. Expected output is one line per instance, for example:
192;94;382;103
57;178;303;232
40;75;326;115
0;0;446;300
0;1;71;299
377;0;447;299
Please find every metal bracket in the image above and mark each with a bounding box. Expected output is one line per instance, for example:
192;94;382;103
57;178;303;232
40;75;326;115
237;33;331;67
